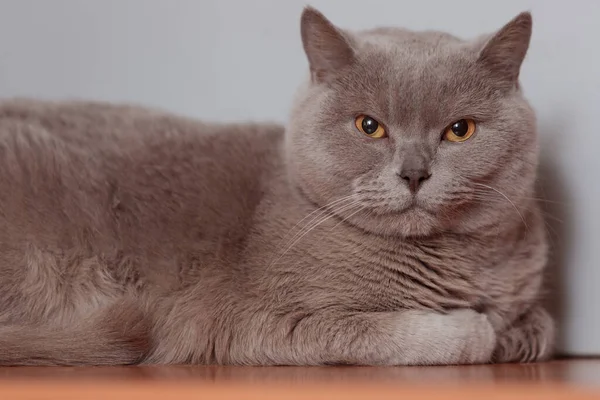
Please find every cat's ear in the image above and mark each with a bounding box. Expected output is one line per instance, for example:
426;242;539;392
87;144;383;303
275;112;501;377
301;6;356;83
477;12;532;89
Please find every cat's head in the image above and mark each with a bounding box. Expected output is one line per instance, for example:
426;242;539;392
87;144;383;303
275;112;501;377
286;6;539;237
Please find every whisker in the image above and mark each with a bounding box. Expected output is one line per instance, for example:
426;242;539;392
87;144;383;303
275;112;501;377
329;205;366;232
542;220;560;246
469;191;565;224
281;194;358;244
269;200;362;268
472;183;529;231
521;198;567;205
538;212;564;224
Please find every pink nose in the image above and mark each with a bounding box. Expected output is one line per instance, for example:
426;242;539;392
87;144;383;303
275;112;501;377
398;169;431;193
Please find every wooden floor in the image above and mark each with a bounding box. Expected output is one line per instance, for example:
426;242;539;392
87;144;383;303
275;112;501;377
0;360;599;399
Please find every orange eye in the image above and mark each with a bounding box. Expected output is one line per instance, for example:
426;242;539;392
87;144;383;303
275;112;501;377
444;119;476;142
355;115;387;138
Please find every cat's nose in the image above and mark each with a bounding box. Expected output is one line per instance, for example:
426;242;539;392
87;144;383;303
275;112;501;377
398;169;431;193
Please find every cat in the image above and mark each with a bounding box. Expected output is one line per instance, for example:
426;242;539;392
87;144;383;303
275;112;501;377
0;6;554;365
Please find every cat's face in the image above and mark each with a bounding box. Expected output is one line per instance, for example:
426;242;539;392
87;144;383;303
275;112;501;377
287;7;539;237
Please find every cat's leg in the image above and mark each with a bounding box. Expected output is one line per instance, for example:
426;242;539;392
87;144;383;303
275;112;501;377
227;308;496;366
492;305;555;363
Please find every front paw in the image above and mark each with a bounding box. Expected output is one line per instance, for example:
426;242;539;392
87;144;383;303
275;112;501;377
398;309;496;365
450;309;497;364
493;306;555;363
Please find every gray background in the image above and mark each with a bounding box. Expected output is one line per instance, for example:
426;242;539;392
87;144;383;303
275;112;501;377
0;0;597;355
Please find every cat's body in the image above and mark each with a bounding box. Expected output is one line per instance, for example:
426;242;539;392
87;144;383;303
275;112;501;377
0;8;554;365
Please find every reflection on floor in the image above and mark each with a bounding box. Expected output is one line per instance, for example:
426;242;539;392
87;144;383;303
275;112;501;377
0;359;598;399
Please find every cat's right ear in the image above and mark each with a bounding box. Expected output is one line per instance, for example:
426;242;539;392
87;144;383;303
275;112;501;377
301;6;356;83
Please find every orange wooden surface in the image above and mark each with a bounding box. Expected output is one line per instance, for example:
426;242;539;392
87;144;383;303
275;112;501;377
0;360;598;399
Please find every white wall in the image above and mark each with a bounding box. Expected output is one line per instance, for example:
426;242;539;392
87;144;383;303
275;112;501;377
0;0;598;355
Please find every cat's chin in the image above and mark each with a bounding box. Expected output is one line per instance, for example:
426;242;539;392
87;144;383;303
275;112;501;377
345;206;442;238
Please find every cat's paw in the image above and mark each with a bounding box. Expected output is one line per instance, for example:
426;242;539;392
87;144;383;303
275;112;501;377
396;309;495;365
493;306;555;363
446;309;496;364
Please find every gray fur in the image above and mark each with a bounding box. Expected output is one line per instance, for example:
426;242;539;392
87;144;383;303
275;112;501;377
0;7;553;365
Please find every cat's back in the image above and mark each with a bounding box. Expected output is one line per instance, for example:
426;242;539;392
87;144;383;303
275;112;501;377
0;98;284;153
0;98;286;261
0;98;285;173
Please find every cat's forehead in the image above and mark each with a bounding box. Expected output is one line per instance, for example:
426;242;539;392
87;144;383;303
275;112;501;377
357;27;466;57
331;28;494;129
351;27;477;85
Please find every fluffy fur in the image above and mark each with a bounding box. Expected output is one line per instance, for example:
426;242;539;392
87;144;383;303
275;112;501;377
0;7;554;365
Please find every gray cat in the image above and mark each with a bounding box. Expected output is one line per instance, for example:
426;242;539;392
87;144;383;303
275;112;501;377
0;6;554;365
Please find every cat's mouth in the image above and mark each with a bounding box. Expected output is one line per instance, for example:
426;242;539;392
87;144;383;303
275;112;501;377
370;200;436;218
402;195;436;213
401;204;436;217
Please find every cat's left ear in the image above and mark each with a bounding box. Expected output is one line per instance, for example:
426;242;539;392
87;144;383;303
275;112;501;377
301;6;356;83
477;12;532;89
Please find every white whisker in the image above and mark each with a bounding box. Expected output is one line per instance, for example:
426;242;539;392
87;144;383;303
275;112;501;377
269;200;362;268
329;205;366;232
473;183;529;230
281;194;358;245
